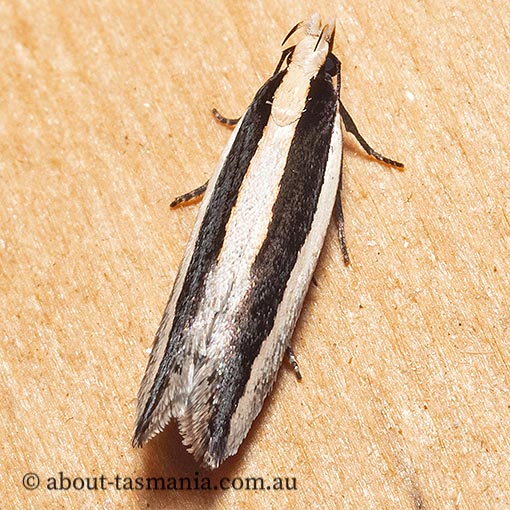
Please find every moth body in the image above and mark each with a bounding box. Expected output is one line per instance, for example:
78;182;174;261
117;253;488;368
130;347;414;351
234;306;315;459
133;13;403;469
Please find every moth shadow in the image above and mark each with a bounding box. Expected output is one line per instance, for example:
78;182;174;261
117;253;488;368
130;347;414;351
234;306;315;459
134;362;298;508
135;420;245;508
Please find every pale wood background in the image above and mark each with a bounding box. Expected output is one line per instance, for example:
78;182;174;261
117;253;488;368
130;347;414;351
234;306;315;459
2;0;510;508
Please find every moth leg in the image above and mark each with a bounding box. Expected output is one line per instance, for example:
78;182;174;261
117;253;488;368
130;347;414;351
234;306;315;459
286;346;302;380
212;108;240;126
170;182;208;208
334;190;350;265
339;102;404;168
210;47;295;127
173;109;237;209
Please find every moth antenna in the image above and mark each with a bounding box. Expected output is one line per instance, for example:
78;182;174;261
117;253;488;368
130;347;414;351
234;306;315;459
313;26;326;52
282;20;303;46
328;24;336;49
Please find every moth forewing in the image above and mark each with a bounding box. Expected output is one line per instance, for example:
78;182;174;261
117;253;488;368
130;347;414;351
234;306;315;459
133;67;286;458
132;114;248;445
223;105;343;459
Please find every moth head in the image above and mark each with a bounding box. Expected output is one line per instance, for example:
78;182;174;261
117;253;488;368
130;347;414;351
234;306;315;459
283;14;335;74
283;14;336;48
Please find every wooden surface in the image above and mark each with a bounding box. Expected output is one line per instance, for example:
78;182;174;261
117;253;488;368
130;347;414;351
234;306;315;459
2;0;510;508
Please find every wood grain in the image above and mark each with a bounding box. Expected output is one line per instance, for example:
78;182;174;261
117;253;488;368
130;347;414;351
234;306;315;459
2;1;510;508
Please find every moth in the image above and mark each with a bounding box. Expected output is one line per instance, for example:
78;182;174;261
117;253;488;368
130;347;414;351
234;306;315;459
133;14;403;470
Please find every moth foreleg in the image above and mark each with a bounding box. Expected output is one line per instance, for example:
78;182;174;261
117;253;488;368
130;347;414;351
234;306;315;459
339;102;404;168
